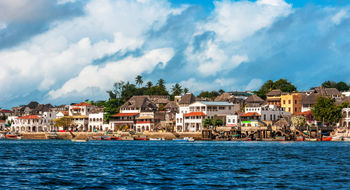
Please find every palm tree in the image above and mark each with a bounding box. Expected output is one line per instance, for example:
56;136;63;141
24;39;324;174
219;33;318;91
157;78;165;87
184;88;189;94
135;75;143;87
146;81;153;89
172;83;183;96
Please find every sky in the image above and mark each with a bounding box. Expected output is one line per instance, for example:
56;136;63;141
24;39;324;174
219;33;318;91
1;0;350;108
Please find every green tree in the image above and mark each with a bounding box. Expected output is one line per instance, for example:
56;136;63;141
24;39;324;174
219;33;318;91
213;118;224;126
203;118;213;128
336;81;349;92
198;91;220;100
311;97;343;125
54;116;74;130
171;83;183;96
146;81;153;89
218;89;225;95
184;88;189;94
322;80;337;88
135;75;143;87
255;79;297;99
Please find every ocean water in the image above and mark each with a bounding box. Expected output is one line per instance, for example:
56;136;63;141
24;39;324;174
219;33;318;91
0;140;349;189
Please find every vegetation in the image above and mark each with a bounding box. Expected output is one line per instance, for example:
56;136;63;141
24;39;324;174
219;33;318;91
254;79;297;99
311;97;348;125
203;118;213;128
322;80;350;92
213;118;224;126
54;116;73;130
291;116;306;127
198;91;220;100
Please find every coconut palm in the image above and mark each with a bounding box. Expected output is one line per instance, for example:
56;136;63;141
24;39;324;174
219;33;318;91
146;81;153;89
172;83;183;96
135;75;143;87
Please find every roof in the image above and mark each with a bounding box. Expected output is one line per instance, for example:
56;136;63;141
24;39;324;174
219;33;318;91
184;112;206;117
266;89;282;97
0;120;5;123
71;115;89;119
214;93;235;102
0;109;12;113
301;93;320;105
296;111;313;116
241;112;261;117
18;115;40;119
112;113;139;117
74;102;93;107
136;121;151;124
164;101;178;109
179;93;196;104
314;86;340;97
198;101;234;106
246;95;264;103
137;116;154;119
120;96;157;110
72;107;81;110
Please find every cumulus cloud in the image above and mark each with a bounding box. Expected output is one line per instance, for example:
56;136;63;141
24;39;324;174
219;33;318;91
49;48;174;99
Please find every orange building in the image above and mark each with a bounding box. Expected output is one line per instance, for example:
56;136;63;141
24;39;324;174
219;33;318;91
280;93;302;115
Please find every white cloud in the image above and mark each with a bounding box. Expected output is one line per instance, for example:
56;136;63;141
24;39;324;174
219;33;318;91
202;0;292;42
0;0;184;104
0;22;6;30
49;48;174;99
245;78;263;91
331;9;349;25
57;0;76;5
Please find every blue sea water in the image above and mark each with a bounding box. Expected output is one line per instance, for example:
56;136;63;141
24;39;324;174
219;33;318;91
0;140;349;189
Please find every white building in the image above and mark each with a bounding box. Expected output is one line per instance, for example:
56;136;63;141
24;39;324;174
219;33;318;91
226;115;239;127
69;103;93;132
342;108;350;127
135;112;154;132
11;112;57;132
88;113;104;132
245;105;290;121
176;101;239;132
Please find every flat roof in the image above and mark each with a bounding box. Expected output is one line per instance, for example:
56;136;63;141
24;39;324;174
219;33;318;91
198;101;234;106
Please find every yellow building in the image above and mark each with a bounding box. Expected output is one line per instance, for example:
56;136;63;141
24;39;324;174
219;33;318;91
280;93;302;115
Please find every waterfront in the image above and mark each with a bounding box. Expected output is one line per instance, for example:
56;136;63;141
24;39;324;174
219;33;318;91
0;141;349;189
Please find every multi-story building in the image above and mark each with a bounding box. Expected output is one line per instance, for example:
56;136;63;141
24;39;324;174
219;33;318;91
135;112;154;132
341;108;350;128
68;102;94;131
176;101;239;132
226;115;240;127
281;93;302;114
11;112;57;132
88;113;104;132
266;89;282;107
245;105;290;121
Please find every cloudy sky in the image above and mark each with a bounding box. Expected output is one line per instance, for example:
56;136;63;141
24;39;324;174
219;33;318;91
1;0;350;108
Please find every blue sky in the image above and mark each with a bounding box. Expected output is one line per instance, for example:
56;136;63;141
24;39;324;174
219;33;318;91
1;0;350;108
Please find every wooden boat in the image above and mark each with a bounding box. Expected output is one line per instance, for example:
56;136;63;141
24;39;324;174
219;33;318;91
46;133;59;140
110;136;121;140
272;136;286;141
343;137;350;142
102;135;111;140
306;138;317;141
120;136;134;141
296;136;304;141
317;137;332;141
92;136;102;140
0;134;5;139
134;136;148;140
149;138;165;141
71;139;88;142
5;134;21;140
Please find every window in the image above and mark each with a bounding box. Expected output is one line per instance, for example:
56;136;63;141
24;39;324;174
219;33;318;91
228;119;231;123
283;100;286;104
288;100;291;104
288;108;291;112
295;108;297;112
295;100;297;104
264;115;266;120
232;119;235;123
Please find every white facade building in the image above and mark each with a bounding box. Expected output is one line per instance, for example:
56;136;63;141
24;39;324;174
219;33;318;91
226;115;239;127
11;112;57;132
245;105;290;121
135;112;154;132
176;101;239;132
88;113;104;132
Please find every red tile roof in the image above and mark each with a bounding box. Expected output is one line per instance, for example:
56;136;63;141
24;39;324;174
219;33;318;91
0;109;12;113
0;120;5;123
112;113;139;117
74;102;93;107
241;112;261;117
18;115;40;119
184;112;206;117
296;111;312;116
72;107;81;110
136;121;151;124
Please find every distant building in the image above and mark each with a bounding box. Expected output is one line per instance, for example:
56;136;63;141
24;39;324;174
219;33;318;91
266;89;282;107
281;93;303;114
11;112;57;132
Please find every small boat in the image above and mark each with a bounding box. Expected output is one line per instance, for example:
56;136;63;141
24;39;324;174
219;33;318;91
71;139;88;142
343;137;350;142
306;138;317;141
0;134;5;139
331;136;343;141
102;135;111;140
296;136;304;141
173;137;194;142
92;136;102;140
317;137;332;141
46;133;59;140
149;138;166;141
120;136;134;141
111;136;121;140
5;134;21;140
134;136;148;141
272;136;286;141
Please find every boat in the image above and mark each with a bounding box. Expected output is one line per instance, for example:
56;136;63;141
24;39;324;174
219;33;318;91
111;136;121;140
173;137;195;142
296;136;304;141
101;135;111;140
120;136;134;141
0;134;5;139
134;136;148;140
46;133;59;140
317;136;332;141
5;134;21;140
149;138;166;141
343;137;350;142
71;139;89;142
331;136;343;141
92;136;102;140
272;136;286;141
305;138;317;141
